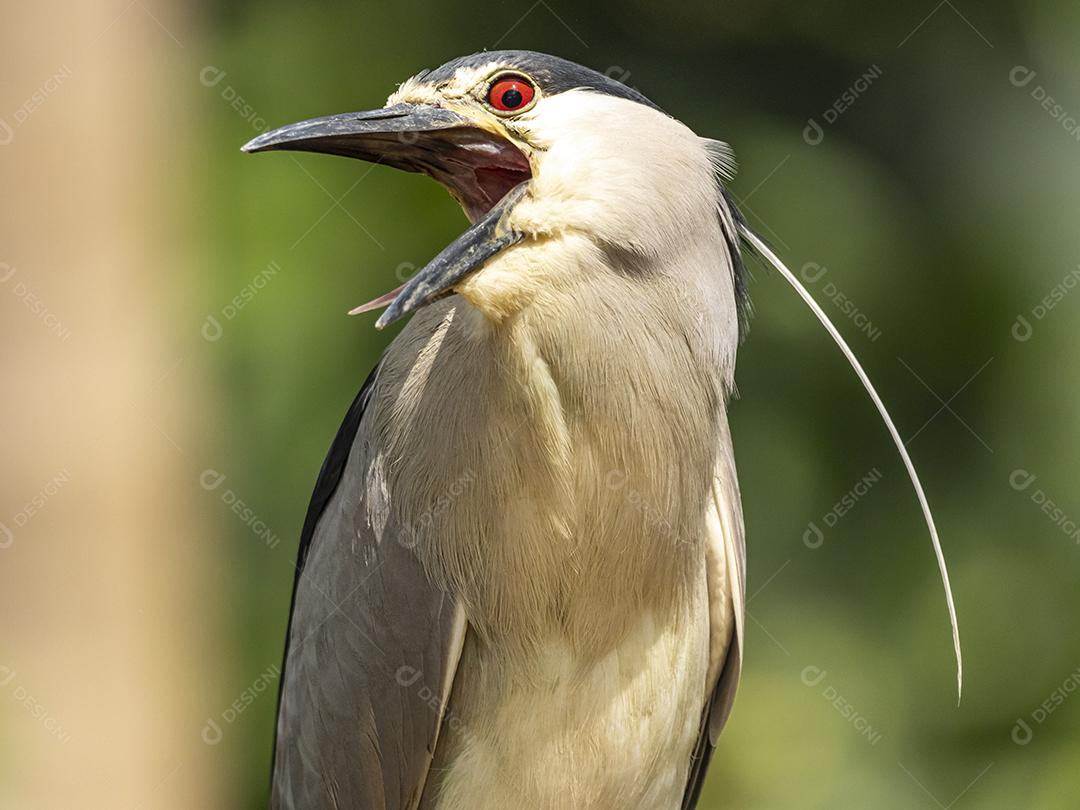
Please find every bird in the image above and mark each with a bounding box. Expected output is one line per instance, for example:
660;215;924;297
243;50;961;810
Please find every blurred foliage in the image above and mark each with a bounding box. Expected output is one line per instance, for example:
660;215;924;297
192;0;1080;806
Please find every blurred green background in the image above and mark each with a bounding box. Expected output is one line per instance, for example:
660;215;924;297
3;0;1079;807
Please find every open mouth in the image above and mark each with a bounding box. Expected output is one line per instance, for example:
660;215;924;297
243;103;532;319
419;126;532;222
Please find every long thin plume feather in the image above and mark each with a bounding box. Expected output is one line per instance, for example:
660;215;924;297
739;225;962;702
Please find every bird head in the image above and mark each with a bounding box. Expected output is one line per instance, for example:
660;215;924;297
243;50;734;327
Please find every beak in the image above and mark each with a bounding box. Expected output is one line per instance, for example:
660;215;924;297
242;103;471;170
243;103;533;325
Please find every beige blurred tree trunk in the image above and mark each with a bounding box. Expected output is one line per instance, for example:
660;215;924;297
0;1;222;807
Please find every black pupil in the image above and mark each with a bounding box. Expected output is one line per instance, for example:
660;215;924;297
501;87;523;108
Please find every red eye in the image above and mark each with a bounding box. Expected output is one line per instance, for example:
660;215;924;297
487;76;535;112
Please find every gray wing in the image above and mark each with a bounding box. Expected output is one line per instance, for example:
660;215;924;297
271;366;466;810
682;412;746;810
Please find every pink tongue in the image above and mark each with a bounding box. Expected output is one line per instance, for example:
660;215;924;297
348;284;406;315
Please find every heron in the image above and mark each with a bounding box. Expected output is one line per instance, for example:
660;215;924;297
243;50;961;810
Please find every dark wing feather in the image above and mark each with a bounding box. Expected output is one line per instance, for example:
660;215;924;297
297;364;381;574
270;363;465;810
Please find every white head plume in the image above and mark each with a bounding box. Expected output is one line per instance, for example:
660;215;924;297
740;225;963;702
